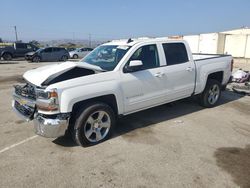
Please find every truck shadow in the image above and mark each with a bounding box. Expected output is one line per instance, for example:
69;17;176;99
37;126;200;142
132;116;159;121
214;145;250;188
113;90;244;140
53;90;244;147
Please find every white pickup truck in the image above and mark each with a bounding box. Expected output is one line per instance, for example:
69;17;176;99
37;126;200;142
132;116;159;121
12;38;233;146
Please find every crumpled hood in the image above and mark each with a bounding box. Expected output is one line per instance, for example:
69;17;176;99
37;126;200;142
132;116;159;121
23;61;102;86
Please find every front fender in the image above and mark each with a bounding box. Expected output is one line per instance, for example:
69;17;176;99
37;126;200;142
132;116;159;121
58;80;124;114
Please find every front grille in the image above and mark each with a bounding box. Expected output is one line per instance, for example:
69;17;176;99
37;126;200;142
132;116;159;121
14;84;36;100
14;101;34;118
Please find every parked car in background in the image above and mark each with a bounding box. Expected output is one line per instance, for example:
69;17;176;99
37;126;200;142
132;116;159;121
66;47;77;52
25;47;70;62
69;47;93;59
0;42;39;60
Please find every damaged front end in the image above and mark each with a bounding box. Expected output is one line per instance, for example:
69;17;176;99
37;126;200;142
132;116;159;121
12;84;36;121
12;83;70;138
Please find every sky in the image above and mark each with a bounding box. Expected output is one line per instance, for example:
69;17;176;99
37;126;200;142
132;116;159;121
0;0;250;41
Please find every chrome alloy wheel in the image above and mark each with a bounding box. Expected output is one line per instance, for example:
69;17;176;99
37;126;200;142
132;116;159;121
84;110;111;142
208;84;220;105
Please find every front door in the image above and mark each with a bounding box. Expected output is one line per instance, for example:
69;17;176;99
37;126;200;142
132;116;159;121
121;44;167;114
41;48;52;61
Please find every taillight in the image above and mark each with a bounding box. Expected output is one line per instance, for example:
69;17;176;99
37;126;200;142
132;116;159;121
231;59;234;72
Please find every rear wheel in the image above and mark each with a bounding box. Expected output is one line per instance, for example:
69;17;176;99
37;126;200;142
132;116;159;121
2;53;12;61
32;56;41;63
72;102;116;146
61;55;68;61
73;54;78;59
199;79;221;108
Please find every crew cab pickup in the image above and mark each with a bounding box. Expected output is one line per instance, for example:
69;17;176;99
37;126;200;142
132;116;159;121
12;38;233;146
0;42;38;60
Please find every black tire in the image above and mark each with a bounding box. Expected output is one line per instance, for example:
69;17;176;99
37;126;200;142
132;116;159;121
32;56;41;63
72;102;116;147
2;53;12;61
73;54;78;59
199;79;221;108
61;55;68;62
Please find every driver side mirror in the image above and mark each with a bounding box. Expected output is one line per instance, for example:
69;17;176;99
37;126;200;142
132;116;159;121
124;60;143;73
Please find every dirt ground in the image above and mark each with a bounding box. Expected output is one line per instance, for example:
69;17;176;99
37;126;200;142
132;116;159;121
0;60;249;188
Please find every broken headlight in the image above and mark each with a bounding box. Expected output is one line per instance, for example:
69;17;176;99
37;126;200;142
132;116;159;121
36;89;59;111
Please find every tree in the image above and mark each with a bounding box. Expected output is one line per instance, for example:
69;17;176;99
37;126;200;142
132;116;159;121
58;42;83;49
29;40;41;47
0;38;3;43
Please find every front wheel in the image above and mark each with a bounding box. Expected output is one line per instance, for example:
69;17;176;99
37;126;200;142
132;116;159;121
72;103;116;146
199;79;221;108
73;54;78;59
32;56;41;63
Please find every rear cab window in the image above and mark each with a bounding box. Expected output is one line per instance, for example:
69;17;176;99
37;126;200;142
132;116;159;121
162;43;189;66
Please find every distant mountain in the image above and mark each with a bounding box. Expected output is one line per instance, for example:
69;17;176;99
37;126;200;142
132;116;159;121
0;38;108;48
39;39;107;48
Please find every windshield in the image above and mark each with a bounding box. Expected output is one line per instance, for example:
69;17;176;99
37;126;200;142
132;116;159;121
81;45;130;71
36;48;44;53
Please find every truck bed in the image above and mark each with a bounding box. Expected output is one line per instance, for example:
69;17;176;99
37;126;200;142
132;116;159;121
193;53;231;61
192;53;232;95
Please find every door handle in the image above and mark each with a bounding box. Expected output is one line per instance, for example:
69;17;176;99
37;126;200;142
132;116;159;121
154;72;165;78
186;67;194;72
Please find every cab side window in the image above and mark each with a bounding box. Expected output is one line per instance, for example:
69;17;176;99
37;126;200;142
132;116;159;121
16;43;26;49
129;44;160;69
162;43;188;66
44;48;52;53
53;48;61;52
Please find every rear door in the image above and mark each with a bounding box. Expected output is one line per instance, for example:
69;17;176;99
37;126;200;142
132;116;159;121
160;42;195;100
52;48;61;61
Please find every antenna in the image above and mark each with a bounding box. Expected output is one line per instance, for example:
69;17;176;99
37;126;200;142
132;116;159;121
127;38;133;43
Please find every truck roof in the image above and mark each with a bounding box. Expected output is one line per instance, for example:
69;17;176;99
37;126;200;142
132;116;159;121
103;37;185;46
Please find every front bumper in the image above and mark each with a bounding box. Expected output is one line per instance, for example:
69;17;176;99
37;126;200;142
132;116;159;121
25;55;33;60
34;113;70;138
12;91;70;138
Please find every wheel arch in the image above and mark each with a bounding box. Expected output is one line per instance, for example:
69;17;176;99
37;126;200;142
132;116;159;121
32;55;42;61
1;51;13;57
199;71;224;93
71;94;119;117
207;71;224;84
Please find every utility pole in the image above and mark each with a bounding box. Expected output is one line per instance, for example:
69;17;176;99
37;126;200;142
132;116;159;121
88;33;91;48
14;26;18;41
